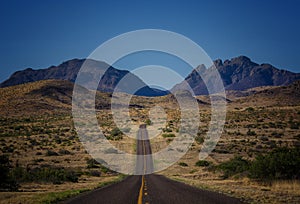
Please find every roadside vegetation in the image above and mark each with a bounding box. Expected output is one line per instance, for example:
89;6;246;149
211;147;300;181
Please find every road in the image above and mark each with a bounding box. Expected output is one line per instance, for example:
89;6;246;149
65;125;243;204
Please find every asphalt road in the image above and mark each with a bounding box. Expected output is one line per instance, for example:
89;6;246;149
65;125;243;204
135;124;154;175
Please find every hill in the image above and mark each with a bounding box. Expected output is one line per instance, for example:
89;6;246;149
0;59;168;97
0;80;113;117
173;56;300;95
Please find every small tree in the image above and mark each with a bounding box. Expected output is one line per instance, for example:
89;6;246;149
145;119;152;126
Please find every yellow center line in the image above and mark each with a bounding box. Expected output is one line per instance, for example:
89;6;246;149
142;135;147;174
137;175;144;204
137;128;148;204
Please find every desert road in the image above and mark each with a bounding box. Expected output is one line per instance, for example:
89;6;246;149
65;125;242;204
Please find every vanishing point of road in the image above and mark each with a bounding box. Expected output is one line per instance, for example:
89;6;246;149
65;125;243;204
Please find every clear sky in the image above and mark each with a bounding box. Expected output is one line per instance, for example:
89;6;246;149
1;0;300;82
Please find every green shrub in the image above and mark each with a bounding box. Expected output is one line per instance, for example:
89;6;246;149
217;156;250;178
162;128;172;133
87;170;101;177
162;133;175;138
247;129;257;136
195;135;204;144
100;165;111;174
111;127;122;136
86;158;99;168
271;132;283;138
11;166;79;184
45;150;58;156
179;162;188;167
195;160;210;167
0;155;19;191
108;127;123;140
249;147;300;180
145;119;152;126
245;107;254;112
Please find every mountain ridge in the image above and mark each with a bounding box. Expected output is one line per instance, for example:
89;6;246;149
172;56;300;95
0;59;168;97
1;56;299;96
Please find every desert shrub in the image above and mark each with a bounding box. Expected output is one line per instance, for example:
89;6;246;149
2;145;14;153
259;136;269;141
162;133;175;138
11;166;79;184
86;158;100;168
247;129;257;136
268;122;276;128
107;127;123;140
266;140;277;148
100;165;112;174
255;144;263;149
245;107;254;112
0;155;19;191
271;132;283;138
249;147;300;180
179;162;188;167
58;149;71;155
195;160;210;167
111;127;122;136
54;135;62;144
45;150;58;156
294;134;300;140
162;128;172;133
85;158;114;174
33;158;44;163
290;121;300;129
217;156;250;178
213;149;230;154
88;170;101;177
145;119;152;126
195;135;204;144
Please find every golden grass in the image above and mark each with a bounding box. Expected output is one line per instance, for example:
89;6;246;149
271;180;300;195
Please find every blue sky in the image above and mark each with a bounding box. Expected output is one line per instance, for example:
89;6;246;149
0;0;300;82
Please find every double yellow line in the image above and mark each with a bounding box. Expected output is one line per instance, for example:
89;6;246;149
137;129;147;204
138;175;145;204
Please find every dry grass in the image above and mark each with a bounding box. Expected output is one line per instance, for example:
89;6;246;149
1;80;300;203
0;175;121;204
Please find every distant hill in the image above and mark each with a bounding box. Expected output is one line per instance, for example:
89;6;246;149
0;80;115;117
172;56;300;95
235;79;300;107
0;80;73;116
1;79;299;117
0;59;168;97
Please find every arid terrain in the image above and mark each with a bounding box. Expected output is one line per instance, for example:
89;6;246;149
0;79;300;203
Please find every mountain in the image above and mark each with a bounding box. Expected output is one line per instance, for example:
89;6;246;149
2;56;300;96
0;59;168;97
172;56;300;95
